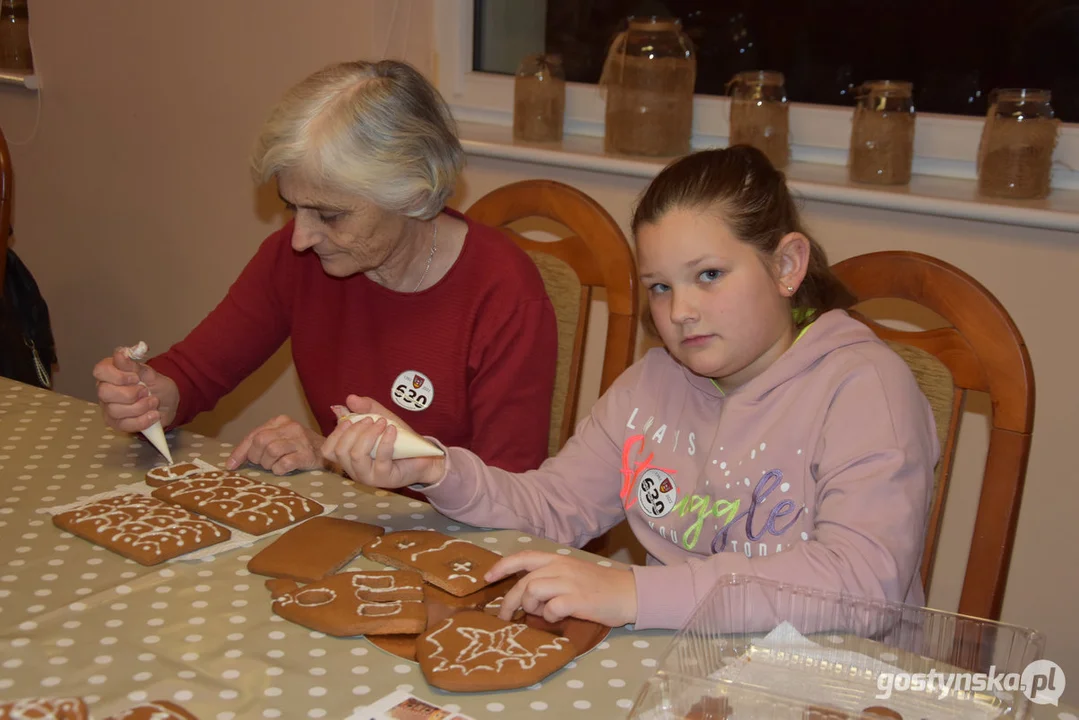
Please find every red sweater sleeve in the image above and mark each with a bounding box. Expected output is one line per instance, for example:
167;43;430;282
146;231;292;428
467;296;557;472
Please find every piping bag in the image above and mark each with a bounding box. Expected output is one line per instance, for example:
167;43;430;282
122;341;174;464
330;405;444;459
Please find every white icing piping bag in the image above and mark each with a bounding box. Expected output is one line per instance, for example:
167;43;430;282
123;341;174;464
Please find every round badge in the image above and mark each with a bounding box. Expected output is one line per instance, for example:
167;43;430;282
637;469;677;518
390;370;434;412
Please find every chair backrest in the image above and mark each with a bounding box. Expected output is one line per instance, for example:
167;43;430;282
832;250;1034;621
466;180;638;455
0;127;11;291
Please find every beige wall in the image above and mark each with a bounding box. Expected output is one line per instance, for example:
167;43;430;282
2;0;1075;704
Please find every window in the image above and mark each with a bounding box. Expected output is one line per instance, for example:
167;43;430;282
434;0;1078;189
473;0;1079;122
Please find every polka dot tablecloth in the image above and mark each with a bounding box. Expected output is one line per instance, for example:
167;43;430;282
0;380;672;719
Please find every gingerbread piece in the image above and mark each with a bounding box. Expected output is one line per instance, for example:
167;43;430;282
417;610;575;692
144;461;204;487
151;474;322;535
861;708;902;720
363;530;500;597
0;698;88;720
53;494;230;565
247;516;383;581
804;706;850;720
269;570;426;636
103;700;198;720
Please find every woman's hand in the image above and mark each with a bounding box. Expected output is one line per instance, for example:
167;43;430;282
485;551;638;628
321;395;445;489
226;415;326;475
92;348;179;433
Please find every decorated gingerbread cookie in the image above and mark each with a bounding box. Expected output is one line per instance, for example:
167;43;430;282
248;516;384;582
53;493;230;565
102;700;199;720
151;474;322;535
363;530;501;597
0;698;88;720
144;461;204;487
269;570;426;636
417;610;575;692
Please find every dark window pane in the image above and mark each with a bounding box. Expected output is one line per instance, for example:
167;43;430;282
473;0;1079;121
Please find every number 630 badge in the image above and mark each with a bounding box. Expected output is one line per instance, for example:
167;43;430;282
391;370;434;412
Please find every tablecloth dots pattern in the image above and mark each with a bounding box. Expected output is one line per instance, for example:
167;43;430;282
0;380;672;718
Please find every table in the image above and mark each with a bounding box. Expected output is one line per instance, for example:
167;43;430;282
0;379;668;718
2;379;1076;720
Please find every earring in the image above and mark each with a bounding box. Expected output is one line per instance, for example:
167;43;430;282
786;285;794;293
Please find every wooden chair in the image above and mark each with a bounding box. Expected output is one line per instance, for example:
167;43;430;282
0;127;11;292
466;179;639;457
832;250;1034;622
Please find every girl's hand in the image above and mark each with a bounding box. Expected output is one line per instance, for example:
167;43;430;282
321;395;445;489
485;551;638;628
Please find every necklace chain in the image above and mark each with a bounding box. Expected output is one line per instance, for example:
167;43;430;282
411;219;438;293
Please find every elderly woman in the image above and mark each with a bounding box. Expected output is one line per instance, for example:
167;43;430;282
92;60;557;475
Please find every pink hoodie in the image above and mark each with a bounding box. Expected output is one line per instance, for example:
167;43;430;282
421;310;939;630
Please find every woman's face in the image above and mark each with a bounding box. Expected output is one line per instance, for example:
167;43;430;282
277;170;408;278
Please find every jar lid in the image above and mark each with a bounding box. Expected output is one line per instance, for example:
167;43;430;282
627;16;682;31
993;88;1051;102
731;70;785;86
857;80;913;95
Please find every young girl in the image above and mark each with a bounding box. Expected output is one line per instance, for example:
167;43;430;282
322;146;939;631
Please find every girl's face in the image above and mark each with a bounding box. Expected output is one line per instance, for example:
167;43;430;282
637;208;799;390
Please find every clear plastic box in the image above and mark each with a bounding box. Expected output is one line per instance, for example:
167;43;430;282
628;574;1046;720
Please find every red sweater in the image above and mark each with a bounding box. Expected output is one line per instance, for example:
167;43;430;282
148;209;557;472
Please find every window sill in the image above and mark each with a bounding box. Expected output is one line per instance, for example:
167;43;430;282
0;70;39;90
458;121;1079;234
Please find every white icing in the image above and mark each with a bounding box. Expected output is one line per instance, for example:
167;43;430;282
396;540;416;550
275;587;336;608
63;494;227;558
350;573;422;595
1;698;85;720
274;573;423;620
158;475;317;529
452;561;473;572
424;619;571;675
408;537;471;563
447;574;478;583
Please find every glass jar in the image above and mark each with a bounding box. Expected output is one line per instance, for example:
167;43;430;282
600;17;695;157
728;71;789;168
849;80;916;185
513;53;566;144
0;0;32;71
977;89;1058;199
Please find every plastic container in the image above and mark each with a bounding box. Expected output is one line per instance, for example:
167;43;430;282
629;575;1046;720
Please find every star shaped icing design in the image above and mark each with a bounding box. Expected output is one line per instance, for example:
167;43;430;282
454;624;535;667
